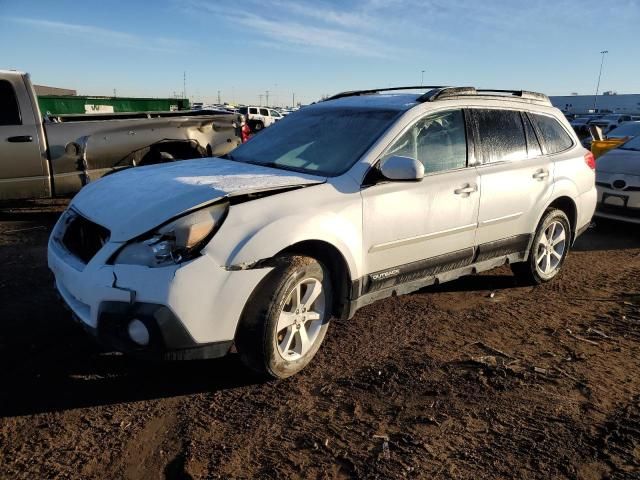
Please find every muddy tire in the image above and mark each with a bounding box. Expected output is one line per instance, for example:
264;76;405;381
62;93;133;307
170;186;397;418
235;255;333;379
253;121;264;131
511;208;571;285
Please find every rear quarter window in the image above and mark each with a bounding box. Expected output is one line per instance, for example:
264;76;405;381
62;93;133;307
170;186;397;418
531;114;574;154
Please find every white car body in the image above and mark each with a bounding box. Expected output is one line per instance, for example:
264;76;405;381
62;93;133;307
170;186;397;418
48;87;597;365
595;136;640;224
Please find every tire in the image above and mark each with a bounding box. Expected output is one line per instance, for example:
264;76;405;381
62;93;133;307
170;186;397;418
235;255;333;379
254;121;264;131
511;208;571;285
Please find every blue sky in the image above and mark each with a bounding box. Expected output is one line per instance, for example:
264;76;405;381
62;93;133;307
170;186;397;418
1;0;639;106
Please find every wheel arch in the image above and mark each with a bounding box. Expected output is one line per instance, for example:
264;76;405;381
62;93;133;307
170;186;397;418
277;240;353;320
546;195;578;243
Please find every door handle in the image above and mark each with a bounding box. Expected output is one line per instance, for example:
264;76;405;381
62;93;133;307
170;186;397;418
532;169;549;180
7;135;33;143
454;183;478;196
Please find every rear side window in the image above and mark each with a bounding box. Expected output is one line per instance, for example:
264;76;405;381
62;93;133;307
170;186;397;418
260;108;269;116
249;107;258;114
0;80;21;125
474;109;527;163
531;114;573;154
238;107;248;115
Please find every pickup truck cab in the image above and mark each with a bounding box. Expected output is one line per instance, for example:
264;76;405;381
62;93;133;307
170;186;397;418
0;70;242;200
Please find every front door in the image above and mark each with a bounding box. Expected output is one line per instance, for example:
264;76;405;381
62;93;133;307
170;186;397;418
0;77;49;199
362;109;480;293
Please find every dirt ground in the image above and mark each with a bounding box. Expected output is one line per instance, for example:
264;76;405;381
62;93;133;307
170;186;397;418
0;199;639;480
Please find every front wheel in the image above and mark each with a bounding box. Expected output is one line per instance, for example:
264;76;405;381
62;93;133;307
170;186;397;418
236;255;333;379
511;209;571;284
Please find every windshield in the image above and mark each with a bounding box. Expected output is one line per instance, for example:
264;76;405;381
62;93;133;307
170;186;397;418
619;135;640;151
227;107;401;176
609;123;640;138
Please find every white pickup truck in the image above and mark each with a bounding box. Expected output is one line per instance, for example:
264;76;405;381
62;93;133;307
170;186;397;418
0;70;243;200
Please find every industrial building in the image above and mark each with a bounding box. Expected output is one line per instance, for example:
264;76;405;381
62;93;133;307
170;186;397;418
550;92;640;115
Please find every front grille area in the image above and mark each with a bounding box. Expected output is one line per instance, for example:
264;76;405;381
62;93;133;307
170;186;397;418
597;203;640;219
62;213;110;263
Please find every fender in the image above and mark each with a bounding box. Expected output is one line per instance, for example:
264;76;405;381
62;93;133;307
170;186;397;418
222;210;362;281
206;182;364;281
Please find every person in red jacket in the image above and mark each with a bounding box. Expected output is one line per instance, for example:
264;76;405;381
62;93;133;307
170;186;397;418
241;116;252;143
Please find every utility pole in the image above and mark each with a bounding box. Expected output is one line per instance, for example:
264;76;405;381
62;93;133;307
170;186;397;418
292;92;295;107
265;90;270;107
593;50;608;112
421;70;425;86
183;71;187;99
258;94;263;106
217;90;221;104
113;88;117;98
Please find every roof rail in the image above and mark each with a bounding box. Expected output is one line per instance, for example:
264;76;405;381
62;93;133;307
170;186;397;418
419;87;551;105
325;86;445;102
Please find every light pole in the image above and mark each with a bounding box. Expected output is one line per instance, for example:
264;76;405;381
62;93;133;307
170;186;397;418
421;70;425;86
593;50;608;112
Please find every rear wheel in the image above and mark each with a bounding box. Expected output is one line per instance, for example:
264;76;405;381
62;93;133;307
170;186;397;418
253;121;264;131
511;209;571;284
236;255;333;379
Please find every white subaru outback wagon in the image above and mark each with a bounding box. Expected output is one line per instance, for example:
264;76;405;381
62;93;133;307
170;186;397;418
48;86;597;378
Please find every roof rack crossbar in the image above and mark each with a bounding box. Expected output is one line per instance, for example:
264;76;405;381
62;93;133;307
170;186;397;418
325;86;445;102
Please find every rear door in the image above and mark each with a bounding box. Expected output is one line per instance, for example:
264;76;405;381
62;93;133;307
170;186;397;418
472;108;553;255
0;77;49;199
362;109;480;292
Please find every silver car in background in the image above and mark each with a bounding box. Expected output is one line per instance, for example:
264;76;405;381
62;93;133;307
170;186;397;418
595;135;640;224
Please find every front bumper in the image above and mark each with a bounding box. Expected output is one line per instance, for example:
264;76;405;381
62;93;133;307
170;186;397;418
48;236;271;359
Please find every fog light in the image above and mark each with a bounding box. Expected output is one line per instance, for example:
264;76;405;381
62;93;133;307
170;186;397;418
127;319;150;346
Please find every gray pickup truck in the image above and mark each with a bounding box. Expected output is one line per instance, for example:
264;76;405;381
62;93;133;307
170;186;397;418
0;70;243;200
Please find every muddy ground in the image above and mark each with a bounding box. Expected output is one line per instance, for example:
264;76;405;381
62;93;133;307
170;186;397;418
0;199;639;479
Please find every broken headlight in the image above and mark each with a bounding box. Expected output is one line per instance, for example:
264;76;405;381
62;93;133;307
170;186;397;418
113;201;229;267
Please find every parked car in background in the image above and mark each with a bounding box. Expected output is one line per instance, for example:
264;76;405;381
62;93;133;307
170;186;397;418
582;120;640;149
0;70;242;201
570;115;599;139
588;114;634;134
603;121;640;140
238;106;284;131
595;135;640;224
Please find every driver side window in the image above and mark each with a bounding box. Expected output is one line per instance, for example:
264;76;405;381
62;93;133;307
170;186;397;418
383;109;467;174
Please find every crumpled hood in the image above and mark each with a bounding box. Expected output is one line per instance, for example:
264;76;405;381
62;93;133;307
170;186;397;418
596;148;640;176
72;158;325;241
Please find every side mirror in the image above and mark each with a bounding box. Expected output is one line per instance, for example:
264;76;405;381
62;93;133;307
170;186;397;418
379;155;424;181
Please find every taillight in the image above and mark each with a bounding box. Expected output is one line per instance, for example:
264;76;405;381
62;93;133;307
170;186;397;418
584;151;596;170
